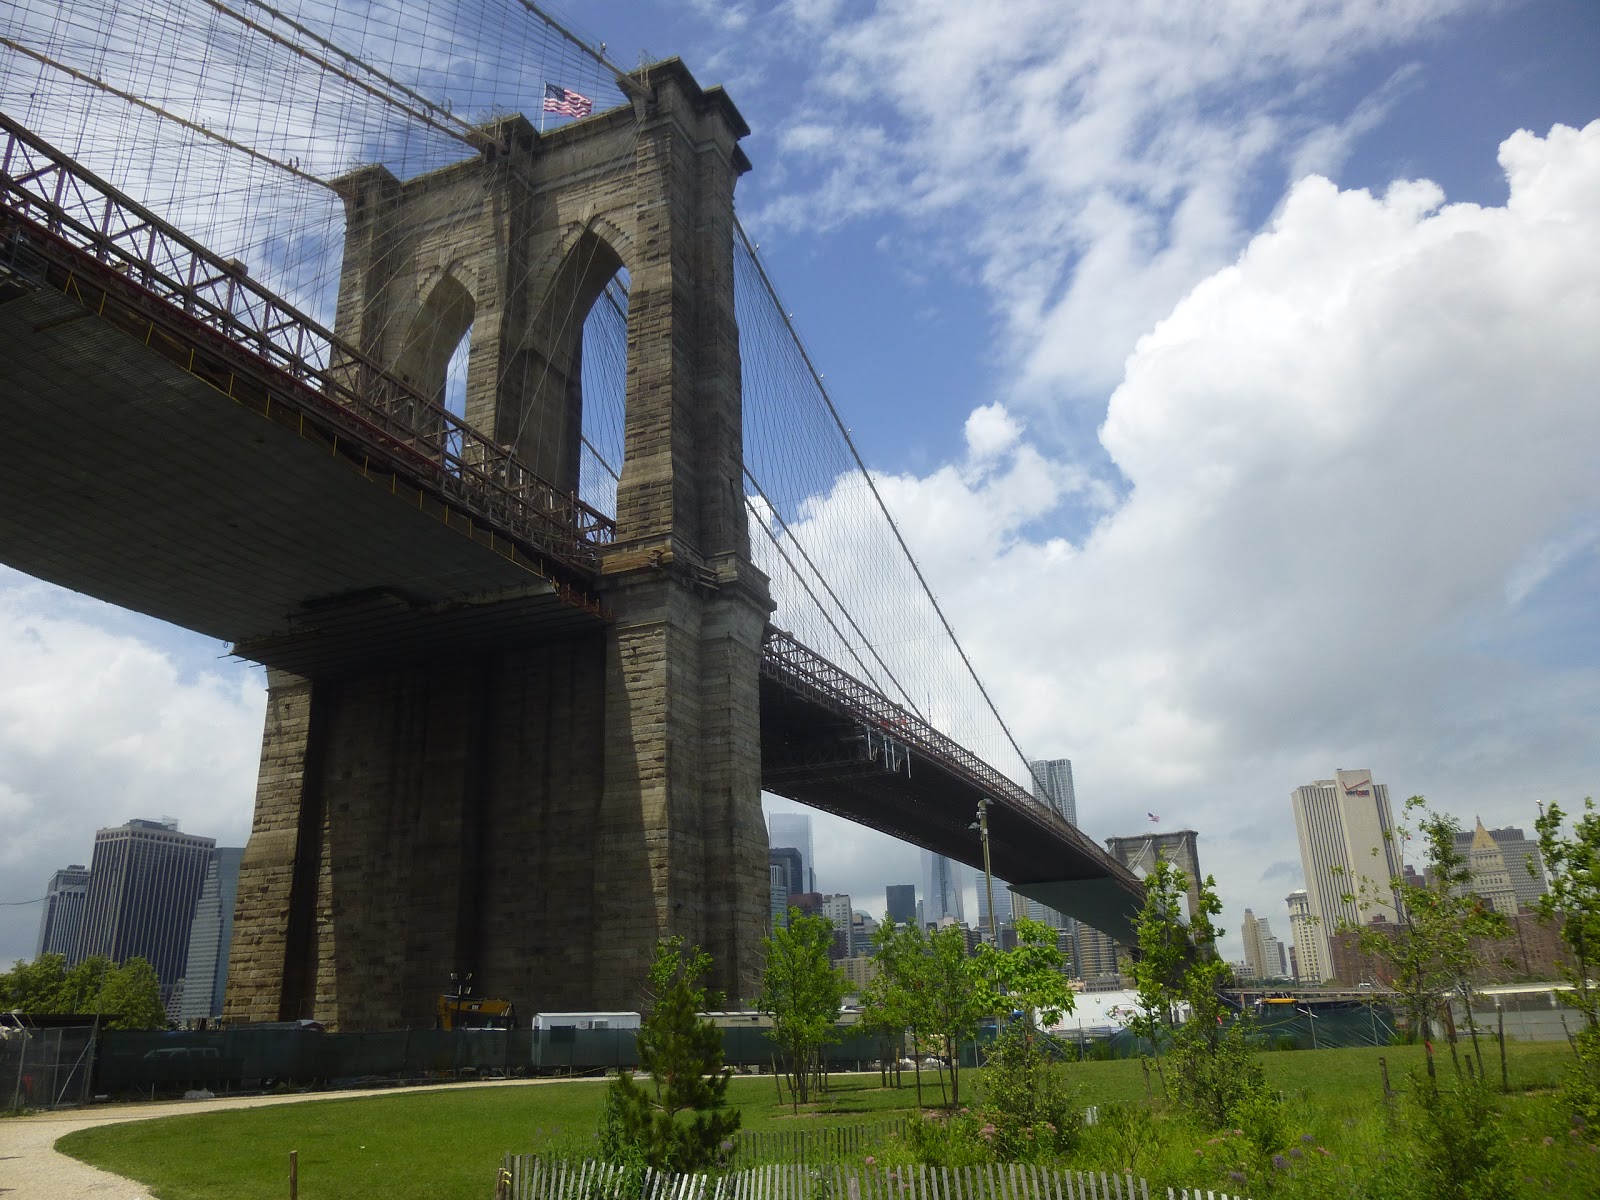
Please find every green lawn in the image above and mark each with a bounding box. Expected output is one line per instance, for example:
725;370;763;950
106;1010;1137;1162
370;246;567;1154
56;1043;1586;1200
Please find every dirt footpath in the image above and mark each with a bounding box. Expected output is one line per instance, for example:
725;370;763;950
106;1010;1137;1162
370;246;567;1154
0;1077;584;1200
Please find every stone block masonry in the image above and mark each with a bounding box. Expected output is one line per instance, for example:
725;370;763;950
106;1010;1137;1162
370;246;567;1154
225;59;772;1028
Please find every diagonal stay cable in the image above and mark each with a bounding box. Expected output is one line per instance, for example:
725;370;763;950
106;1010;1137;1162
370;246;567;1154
741;465;927;723
0;35;329;189
734;216;1047;792
746;499;894;699
198;0;481;149
232;0;486;144
579;398;886;699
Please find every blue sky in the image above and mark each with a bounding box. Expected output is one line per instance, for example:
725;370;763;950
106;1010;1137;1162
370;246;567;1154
3;0;1599;969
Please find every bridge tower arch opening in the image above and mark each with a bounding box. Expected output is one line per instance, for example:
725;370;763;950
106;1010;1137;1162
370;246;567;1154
393;269;476;414
225;60;772;1030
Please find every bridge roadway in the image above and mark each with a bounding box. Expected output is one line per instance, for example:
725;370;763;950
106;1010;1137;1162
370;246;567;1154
0;113;1146;944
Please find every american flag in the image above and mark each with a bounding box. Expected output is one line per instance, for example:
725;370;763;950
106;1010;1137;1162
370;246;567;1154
543;83;593;119
1147;812;1161;823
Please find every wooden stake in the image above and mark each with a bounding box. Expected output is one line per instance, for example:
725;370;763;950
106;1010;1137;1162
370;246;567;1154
289;1150;298;1200
1379;1055;1393;1100
1497;1003;1509;1093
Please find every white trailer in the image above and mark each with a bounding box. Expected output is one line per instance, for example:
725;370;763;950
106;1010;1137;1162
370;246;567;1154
531;1011;641;1031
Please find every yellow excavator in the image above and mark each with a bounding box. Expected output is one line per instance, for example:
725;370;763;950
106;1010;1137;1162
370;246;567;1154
436;973;517;1030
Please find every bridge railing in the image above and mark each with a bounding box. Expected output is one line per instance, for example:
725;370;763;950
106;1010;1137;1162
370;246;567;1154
0;112;614;572
760;630;1131;874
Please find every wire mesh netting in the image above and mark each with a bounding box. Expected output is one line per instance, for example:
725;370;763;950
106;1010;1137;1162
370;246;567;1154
1;1026;97;1109
1;0;1042;794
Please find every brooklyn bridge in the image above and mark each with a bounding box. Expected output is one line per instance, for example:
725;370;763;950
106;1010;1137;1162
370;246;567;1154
0;2;1144;1028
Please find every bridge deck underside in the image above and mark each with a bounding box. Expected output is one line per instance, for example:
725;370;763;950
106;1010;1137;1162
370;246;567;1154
759;676;1143;942
0;284;603;678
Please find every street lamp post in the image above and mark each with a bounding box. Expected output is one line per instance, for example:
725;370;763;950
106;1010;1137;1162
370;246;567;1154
975;797;999;945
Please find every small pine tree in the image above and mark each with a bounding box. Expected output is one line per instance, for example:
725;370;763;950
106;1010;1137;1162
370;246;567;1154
599;938;740;1171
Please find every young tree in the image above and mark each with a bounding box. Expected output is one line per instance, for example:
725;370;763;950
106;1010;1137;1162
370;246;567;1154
980;917;1079;1157
599;937;740;1171
1123;857;1192;1095
1126;858;1272;1131
862;919;935;1104
993;916;1076;1027
1535;798;1600;1030
1534;798;1600;1120
1337;798;1509;1054
924;924;997;1108
757;909;845;1107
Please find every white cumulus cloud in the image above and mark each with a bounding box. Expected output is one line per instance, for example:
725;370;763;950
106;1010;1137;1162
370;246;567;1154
801;121;1600;942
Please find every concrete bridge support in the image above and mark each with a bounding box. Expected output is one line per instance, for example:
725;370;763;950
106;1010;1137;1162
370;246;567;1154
224;60;771;1029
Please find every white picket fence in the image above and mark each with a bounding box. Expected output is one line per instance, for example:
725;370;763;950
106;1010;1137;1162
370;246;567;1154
495;1158;1249;1200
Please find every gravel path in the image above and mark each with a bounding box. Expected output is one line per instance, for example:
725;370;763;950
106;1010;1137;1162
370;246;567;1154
0;1077;587;1199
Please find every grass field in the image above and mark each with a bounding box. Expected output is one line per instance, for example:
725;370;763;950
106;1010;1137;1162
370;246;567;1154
55;1042;1587;1200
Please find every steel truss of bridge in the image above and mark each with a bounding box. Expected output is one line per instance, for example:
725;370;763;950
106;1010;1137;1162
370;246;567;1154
0;109;1145;944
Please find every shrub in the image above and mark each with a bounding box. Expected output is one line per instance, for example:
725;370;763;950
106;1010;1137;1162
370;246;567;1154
1392;1074;1516;1200
979;1024;1079;1162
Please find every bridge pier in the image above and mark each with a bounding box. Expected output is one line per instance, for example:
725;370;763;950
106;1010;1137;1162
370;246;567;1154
224;59;771;1029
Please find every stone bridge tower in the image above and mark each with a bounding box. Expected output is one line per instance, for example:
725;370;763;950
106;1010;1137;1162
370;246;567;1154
224;60;772;1029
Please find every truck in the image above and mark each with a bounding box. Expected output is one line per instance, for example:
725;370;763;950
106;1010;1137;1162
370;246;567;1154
435;974;517;1030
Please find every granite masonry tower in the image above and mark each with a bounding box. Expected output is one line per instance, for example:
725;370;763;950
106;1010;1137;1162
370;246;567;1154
224;60;772;1029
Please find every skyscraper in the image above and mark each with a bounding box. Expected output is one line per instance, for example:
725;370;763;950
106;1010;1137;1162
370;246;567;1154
885;884;917;925
35;865;90;959
178;847;244;1023
1286;889;1320;982
1028;759;1078;823
1461;819;1518;915
76;818;215;1003
921;850;965;925
769;847;804;897
1290;770;1404;980
821;893;854;959
769;865;789;930
1453;824;1547;911
1240;908;1285;979
768;813;816;892
977;878;1014;933
1019;758;1079;930
1075;924;1122;979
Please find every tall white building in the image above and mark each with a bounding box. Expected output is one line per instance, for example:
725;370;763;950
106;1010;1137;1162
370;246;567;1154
1286;889;1321;982
921;850;965;926
768;813;815;893
1290;769;1404;981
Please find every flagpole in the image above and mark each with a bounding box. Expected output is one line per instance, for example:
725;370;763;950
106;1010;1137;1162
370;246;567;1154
539;83;547;134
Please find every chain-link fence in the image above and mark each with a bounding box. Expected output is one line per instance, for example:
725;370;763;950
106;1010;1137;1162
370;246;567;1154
2;1026;97;1110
